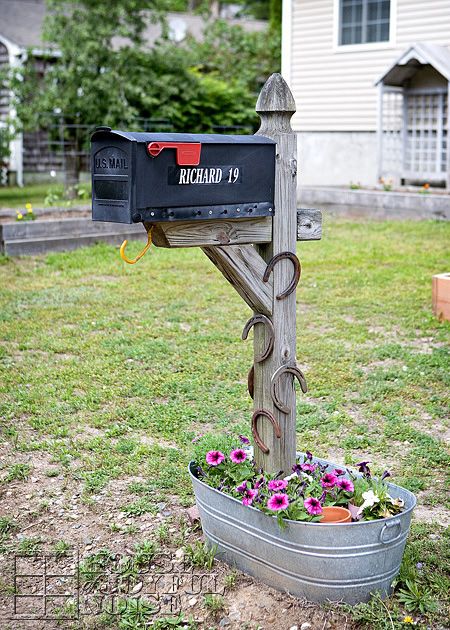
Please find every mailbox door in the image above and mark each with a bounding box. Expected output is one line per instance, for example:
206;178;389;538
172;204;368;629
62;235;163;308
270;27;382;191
133;140;275;222
92;135;135;223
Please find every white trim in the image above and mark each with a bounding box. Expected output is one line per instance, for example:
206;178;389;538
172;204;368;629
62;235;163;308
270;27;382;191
0;34;22;62
376;82;383;181
333;0;397;53
281;0;292;85
0;35;24;186
447;83;450;190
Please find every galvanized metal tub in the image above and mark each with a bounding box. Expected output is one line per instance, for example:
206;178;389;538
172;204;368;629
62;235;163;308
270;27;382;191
189;456;416;604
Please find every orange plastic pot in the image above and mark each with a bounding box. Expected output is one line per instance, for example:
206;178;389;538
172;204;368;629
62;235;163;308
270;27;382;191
320;506;352;523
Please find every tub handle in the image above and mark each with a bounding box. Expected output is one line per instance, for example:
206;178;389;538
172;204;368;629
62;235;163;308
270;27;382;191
379;519;402;544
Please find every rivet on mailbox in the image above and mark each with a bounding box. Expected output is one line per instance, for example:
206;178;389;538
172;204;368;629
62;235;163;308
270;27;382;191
91;129;276;225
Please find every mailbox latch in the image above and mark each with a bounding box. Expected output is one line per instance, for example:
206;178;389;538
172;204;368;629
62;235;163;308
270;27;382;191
147;142;201;166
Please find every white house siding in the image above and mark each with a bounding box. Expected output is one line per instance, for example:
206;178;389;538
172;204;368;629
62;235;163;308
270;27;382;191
287;0;450;186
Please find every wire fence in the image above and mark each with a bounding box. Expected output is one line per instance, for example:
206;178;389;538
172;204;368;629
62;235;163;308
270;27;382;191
20;116;253;181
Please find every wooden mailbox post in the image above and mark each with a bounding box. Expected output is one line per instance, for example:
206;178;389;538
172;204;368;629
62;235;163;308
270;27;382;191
91;73;322;475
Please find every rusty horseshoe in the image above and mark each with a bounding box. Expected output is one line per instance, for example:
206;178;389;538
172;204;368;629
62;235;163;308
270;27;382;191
263;252;301;300
251;408;282;454
241;314;275;363
247;365;254;399
270;363;308;414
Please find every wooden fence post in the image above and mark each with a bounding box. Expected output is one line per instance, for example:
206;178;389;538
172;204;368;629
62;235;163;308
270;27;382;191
253;73;298;474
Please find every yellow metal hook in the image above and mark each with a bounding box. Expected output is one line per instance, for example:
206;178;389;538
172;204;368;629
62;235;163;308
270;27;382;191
120;226;153;264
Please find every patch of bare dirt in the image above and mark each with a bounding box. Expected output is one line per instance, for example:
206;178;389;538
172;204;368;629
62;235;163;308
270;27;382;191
359;358;402;374
413;503;450;528
408;335;448;354
0;436;359;630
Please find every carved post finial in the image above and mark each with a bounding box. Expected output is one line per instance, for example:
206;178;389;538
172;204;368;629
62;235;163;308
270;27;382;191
256;74;296;135
256;73;296;114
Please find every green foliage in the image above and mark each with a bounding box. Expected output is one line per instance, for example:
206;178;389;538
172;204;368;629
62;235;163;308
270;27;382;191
349;592;402;630
203;593;226;614
6;463;31;482
151;614;198;629
16;537;42;556
122;497;158;516
191;432;238;464
183;540;216;569
0;516;16;535
0;122;13;165
4;1;279;188
133;540;157;567
397;579;438;615
79;548;114;584
8;0;164;131
0;218;448;627
224;569;238;589
52;539;72;557
115;598;159;629
188;19;280;99
350;476;404;520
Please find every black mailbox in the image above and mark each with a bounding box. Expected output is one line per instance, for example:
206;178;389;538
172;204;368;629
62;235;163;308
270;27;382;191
91;129;276;224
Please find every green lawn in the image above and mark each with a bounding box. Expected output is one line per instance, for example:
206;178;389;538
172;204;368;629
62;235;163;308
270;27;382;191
0;218;449;628
0;183;90;209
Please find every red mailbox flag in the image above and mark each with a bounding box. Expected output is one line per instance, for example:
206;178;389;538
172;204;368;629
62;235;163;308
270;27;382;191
147;142;202;166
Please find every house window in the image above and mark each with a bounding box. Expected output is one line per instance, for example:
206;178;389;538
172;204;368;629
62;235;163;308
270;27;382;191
339;0;391;46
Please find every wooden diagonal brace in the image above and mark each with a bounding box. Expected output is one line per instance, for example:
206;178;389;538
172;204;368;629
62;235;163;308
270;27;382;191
202;244;273;316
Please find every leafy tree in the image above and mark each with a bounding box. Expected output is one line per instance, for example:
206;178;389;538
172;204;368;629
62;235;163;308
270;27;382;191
120;40;258;132
6;0;166;193
186;19;280;97
4;0;279;192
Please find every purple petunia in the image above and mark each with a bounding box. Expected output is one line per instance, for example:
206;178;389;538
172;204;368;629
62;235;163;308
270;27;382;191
357;461;371;477
300;463;317;473
239;435;250;445
268;479;288;492
381;470;391;481
267;493;289;511
242;488;258;506
205;450;225;466
337;478;354;493
230;449;247;464
305;451;313;461
292;464;302;475
333;468;346;477
236;481;248;494
254;476;266;489
320;473;338;488
304;497;323;515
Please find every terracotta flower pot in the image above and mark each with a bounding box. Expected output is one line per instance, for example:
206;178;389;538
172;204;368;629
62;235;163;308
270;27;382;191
320;506;352;523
